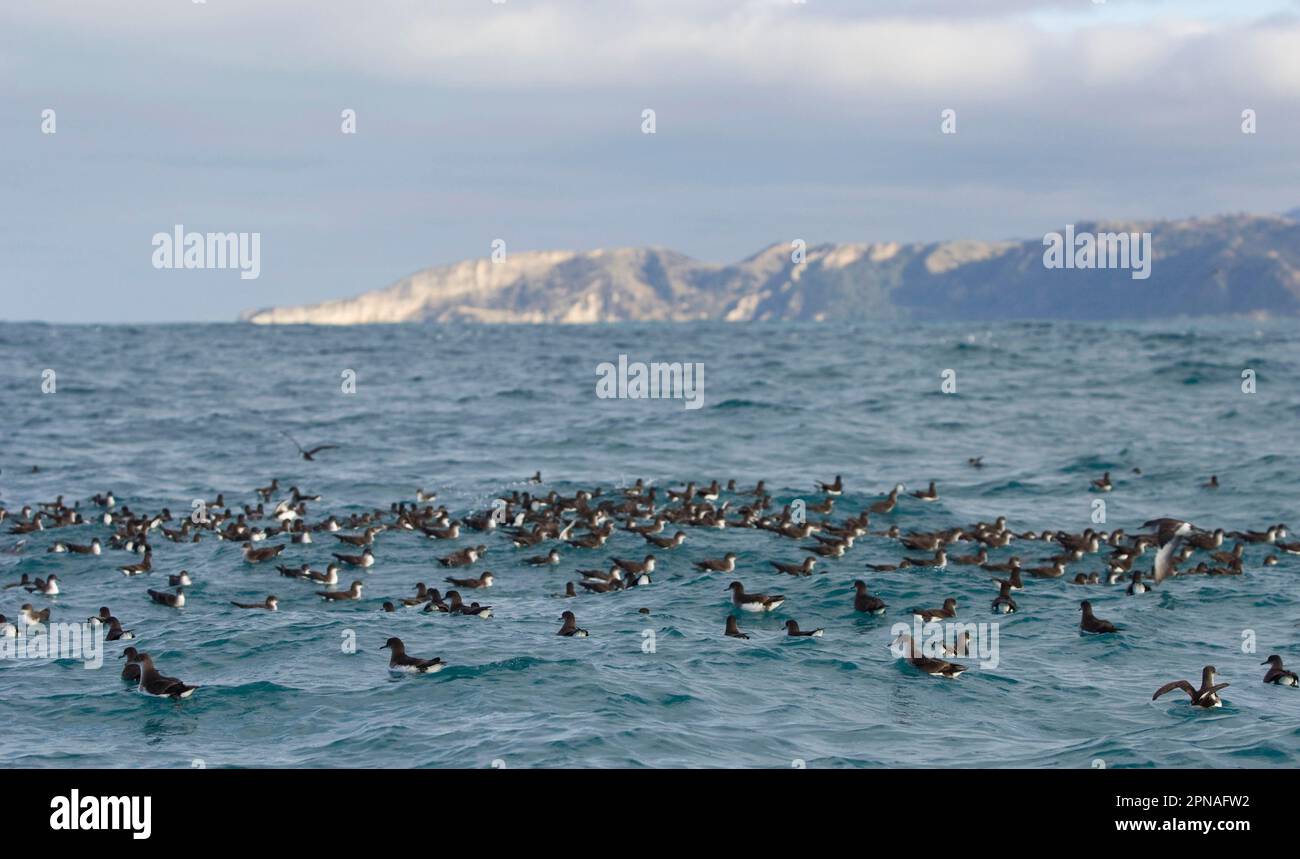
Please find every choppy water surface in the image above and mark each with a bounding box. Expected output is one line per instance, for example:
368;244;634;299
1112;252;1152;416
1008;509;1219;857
0;319;1297;768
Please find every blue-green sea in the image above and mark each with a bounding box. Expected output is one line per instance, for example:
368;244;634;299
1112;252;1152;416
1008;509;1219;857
0;319;1296;767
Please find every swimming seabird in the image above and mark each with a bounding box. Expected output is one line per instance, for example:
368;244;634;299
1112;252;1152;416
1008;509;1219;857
231;596;279;611
381;637;445;673
816;475;843;496
23;575;59;595
644;531;687;549
147;588;186;608
890;631;966;679
1078;600;1117;634
524;549;561;566
869;484;905;514
243;543;286;564
910;481;939;502
119;550;153;576
724;616;749;639
728;581;784;612
694;553;737;573
438;546;484;568
557;610;589;637
1152;666;1228;708
48;538;101;555
445;590;492;618
1091;472;1113;492
445;571;494;589
169;571;194;587
333;548;376;568
991;581;1018;614
136;654;198;698
18;604;50;630
784;620;824;638
119;647;143;682
770;557;816;576
1126;571;1147;595
318;581;364;601
913;598;957;622
1261;655;1298;687
852;580;886;615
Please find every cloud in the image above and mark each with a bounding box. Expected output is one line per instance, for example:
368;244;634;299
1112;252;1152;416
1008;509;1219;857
7;0;1299;100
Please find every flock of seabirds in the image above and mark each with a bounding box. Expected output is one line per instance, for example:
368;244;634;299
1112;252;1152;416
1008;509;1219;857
2;445;1298;707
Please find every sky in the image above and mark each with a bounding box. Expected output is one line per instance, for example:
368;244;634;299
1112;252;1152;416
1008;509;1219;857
2;0;1299;322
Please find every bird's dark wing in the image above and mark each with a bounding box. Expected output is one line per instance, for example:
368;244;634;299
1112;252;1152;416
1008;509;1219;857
305;445;337;456
1152;679;1196;701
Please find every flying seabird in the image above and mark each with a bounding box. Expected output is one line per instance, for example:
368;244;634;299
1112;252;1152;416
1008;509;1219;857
281;431;337;462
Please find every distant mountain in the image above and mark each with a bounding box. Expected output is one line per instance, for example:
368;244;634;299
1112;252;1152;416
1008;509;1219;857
240;212;1300;324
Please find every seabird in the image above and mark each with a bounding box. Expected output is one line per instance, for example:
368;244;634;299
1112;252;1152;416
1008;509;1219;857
119;647;143;682
231;596;279;611
1126;571;1147;595
524;549;561;566
147;588;186;608
19;604;50;630
438;546;484;568
694;553;737;573
852;580;887;615
724;616;749;639
1091;472;1113;492
1142;518;1196;584
557;610;589;637
890;631;966;679
991;581;1018;614
910;481;939;502
48;538;101;555
23;575;59;595
1078;600;1117;634
816;475;843;496
445;571;494;589
644;531;687;549
727;581;784;612
381;637;445;673
784;620;824;638
169;571;194;587
281;431;337;462
333;548;375;568
913;598;957;622
869;484;905;514
243;543;285;564
770;557;816;576
1261;655;1298;687
318;581;364;601
445;590;492;618
136;654;198;698
1152;666;1228;708
119;550;153;576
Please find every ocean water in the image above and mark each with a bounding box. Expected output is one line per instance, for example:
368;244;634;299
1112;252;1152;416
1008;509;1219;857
0;319;1297;768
